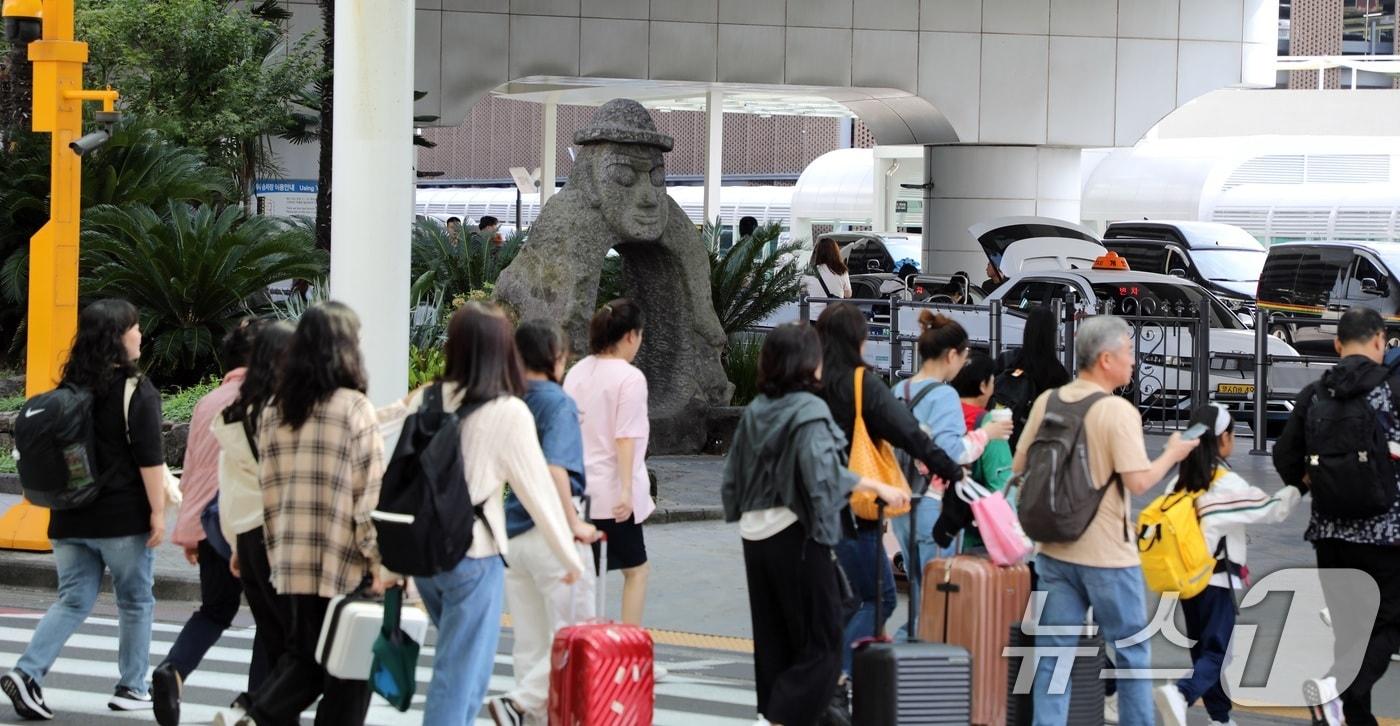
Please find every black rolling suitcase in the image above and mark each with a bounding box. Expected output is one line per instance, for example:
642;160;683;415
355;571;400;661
851;501;973;725
1005;622;1106;725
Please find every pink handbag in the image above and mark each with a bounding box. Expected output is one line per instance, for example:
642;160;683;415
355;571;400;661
956;478;1033;566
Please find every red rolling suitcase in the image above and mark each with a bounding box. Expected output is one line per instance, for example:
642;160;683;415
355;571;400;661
548;533;655;726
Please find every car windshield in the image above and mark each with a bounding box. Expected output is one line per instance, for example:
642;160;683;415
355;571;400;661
1190;249;1265;284
1089;281;1243;329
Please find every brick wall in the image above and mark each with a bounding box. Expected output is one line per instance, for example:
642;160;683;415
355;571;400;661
417;94;848;182
1289;0;1345;88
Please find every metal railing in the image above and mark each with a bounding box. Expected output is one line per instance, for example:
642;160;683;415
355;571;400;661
780;293;1348;443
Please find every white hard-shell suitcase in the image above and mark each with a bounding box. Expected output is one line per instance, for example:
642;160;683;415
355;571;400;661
315;587;430;680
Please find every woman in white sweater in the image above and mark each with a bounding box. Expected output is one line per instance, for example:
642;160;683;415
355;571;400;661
394;303;586;726
803;237;852;319
211;321;295;720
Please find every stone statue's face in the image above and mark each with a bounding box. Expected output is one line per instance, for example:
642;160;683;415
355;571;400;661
594;145;667;243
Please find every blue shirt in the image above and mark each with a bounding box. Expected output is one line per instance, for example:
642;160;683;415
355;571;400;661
505;380;587;538
891;378;968;463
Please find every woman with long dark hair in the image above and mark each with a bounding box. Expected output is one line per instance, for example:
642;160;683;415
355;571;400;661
488;319;601;725
724;323;910;726
1153;404;1300;726
996;304;1071;450
804;237;852;318
813;302;963;699
218;302;384;726
206;320;295;723
405;303;584;725
563;299;655;631
3;299;165;719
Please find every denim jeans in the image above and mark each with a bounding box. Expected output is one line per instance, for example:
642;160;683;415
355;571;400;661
1031;555;1151;726
890;497;955;641
416;555;506;726
16;535;154;693
834;528;897;675
1177;585;1235;723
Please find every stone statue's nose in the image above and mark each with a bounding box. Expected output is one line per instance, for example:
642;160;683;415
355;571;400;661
638;189;658;207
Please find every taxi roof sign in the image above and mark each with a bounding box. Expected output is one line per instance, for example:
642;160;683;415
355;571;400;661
1092;251;1131;271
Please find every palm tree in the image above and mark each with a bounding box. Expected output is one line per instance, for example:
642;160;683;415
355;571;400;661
705;219;805;335
80;202;327;379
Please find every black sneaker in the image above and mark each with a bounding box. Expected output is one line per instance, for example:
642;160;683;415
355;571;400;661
152;662;181;725
818;681;852;726
1;670;54;720
108;686;153;711
486;696;525;726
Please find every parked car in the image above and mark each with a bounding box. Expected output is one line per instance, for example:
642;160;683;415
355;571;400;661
902;227;1320;431
1257;240;1400;351
1102;220;1265;316
908;274;987;305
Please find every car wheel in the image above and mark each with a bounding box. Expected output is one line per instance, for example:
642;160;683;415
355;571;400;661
1268;324;1293;346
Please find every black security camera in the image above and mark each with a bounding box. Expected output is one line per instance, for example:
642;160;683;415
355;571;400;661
69;129;109;157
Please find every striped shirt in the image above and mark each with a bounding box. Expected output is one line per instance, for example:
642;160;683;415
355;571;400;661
258;389;384;598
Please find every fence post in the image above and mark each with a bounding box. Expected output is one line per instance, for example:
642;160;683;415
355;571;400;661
799;295;810;325
889;294;903;378
1060;293;1078;373
1251;306;1270;455
1194;301;1211;411
989;299;1003;358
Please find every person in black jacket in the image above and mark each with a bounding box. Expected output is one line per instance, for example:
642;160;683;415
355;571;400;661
813;303;963;713
1273;307;1400;726
995;304;1071;451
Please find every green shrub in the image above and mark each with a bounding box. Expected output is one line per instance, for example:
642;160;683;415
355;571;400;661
706;221;805;336
161;377;220;423
409;346;445;390
0;395;22;413
724;333;764;407
0;448;14;474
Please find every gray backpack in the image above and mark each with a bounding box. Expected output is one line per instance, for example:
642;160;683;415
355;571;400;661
1015;390;1123;544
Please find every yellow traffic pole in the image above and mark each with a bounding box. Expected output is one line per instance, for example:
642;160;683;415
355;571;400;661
0;0;118;551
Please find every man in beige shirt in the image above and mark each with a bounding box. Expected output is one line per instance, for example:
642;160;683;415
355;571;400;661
1012;315;1198;726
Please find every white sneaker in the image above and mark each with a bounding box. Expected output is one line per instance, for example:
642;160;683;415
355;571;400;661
486;696;526;726
210;706;253;726
1303;676;1344;726
1210;720;1238;726
653;664;669;682
1153;684;1188;726
1103;692;1119;724
1320;607;1333;628
107;687;152;711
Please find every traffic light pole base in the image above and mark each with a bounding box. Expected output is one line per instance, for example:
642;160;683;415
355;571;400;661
0;500;51;551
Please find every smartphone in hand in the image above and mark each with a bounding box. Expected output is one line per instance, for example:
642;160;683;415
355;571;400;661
1180;423;1209;441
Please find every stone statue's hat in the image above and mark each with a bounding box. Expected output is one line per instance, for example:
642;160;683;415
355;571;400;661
572;99;673;151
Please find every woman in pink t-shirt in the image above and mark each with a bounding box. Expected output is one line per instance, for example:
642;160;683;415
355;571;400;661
563;299;654;628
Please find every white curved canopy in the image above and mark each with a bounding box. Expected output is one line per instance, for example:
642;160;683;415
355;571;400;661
790;148;875;224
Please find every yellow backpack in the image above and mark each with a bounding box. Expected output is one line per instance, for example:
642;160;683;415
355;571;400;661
1136;482;1214;599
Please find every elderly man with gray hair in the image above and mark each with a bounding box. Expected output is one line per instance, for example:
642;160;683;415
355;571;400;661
1012;315;1199;726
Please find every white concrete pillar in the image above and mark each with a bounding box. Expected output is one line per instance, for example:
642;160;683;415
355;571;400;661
872;154;892;232
703;90;724;226
540;99;557;207
330;1;414;405
925;145;1082;275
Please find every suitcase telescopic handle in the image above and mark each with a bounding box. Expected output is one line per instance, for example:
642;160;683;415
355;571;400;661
872;499;888;642
569;496;606;625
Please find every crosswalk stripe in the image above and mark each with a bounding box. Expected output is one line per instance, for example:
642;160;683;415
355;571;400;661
0;615;760;724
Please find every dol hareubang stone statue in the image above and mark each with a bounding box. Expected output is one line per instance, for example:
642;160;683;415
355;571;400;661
495;99;732;454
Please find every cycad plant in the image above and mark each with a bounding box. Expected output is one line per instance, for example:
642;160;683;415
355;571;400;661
411;217;526;301
705;219;805;335
80;202;327;379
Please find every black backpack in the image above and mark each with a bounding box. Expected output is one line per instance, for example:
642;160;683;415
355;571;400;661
1304;381;1398;519
1016;390;1123;544
372;384;488;577
991;367;1038;451
13;384;102;510
894;379;941;496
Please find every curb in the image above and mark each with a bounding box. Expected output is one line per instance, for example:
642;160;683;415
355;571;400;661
648;506;724;525
0;552;203;601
